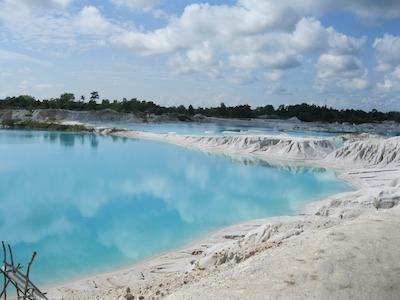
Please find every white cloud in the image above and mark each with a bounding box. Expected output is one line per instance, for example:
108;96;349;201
0;2;124;51
377;66;400;93
110;3;275;55
316;54;369;91
377;78;396;92
317;54;363;79
4;0;72;10
111;29;175;55
291;17;327;52
340;75;370;91
374;34;400;93
110;8;366;91
75;6;113;35
227;70;258;85
0;49;47;64
35;83;54;91
0;0;373;83
373;34;400;72
168;42;220;77
229;52;302;70
326;29;367;55
264;71;283;82
0;1;77;48
304;18;369;92
110;0;159;11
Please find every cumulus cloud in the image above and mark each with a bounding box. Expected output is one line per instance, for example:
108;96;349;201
168;42;221;77
109;6;367;91
110;3;279;55
316;54;369;91
75;6;113;35
373;34;400;72
377;66;400;93
374;34;400;93
317;54;361;79
230;52;302;70
303;19;369;91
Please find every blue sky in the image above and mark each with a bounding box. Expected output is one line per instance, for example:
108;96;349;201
0;0;399;110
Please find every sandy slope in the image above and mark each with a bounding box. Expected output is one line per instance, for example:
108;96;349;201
168;207;400;300
48;130;400;300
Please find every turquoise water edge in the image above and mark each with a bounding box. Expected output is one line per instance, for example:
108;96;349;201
0;130;350;285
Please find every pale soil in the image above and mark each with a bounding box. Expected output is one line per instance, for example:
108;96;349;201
168;207;400;300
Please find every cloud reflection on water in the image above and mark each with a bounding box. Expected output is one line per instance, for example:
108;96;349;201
0;130;350;283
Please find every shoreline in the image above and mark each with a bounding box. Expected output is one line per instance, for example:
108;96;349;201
47;128;400;299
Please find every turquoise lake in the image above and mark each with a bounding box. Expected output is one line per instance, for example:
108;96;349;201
0;130;350;285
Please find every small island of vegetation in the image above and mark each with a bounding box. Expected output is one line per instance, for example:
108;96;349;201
1;119;91;132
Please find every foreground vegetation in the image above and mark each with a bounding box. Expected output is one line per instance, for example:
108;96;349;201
0;92;399;124
1;119;91;132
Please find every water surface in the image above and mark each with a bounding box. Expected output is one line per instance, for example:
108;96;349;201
0;130;350;284
92;119;400;137
92;120;338;137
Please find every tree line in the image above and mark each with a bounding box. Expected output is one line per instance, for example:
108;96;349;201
1;92;399;124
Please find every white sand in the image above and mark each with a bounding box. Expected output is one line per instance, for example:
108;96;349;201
48;130;400;300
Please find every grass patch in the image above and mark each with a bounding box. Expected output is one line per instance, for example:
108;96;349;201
1;119;92;132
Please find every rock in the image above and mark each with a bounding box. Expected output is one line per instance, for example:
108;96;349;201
191;249;204;255
192;114;207;122
326;136;400;167
374;198;400;209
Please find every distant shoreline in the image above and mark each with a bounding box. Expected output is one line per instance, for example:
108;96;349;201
0;119;92;132
2;94;400;124
1;108;400;137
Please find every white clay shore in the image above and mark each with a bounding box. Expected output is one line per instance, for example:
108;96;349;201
48;129;400;300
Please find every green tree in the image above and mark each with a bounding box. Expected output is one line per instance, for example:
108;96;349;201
188;105;195;115
60;93;75;102
177;105;187;114
59;93;75;109
90;91;99;102
101;99;110;109
218;102;228;117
